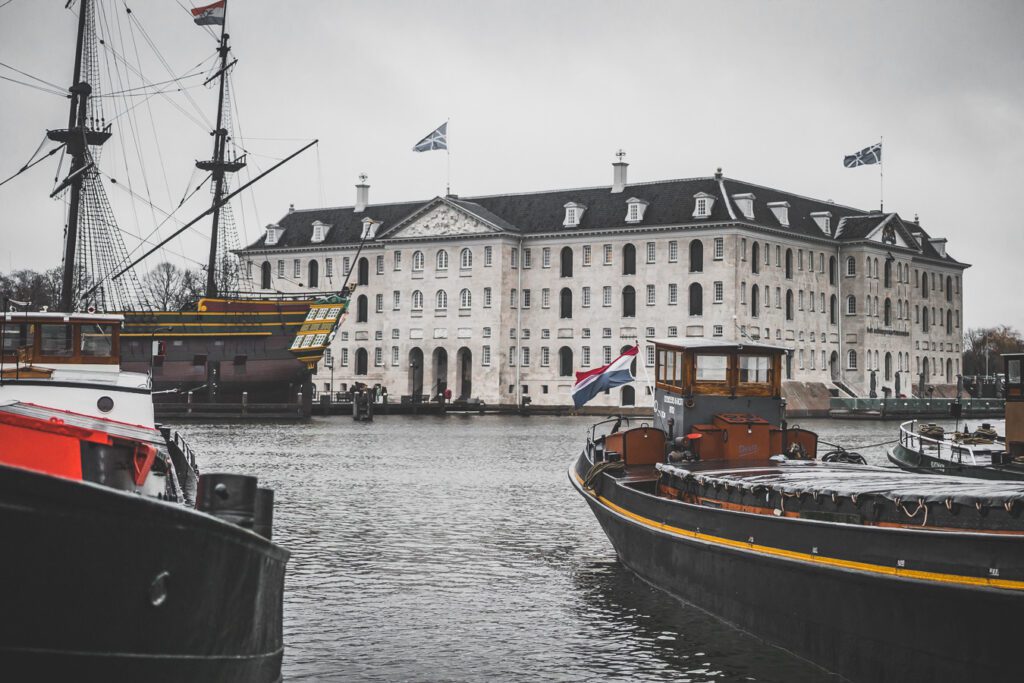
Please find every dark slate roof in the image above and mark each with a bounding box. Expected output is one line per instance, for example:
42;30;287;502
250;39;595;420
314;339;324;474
238;174;962;266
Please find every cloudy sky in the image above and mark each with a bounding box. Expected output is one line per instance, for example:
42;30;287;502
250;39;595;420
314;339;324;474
1;0;1021;329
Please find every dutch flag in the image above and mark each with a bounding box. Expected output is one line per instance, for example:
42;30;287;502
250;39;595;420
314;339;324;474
191;0;226;26
571;345;638;409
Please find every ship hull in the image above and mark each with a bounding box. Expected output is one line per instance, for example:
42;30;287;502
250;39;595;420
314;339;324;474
571;453;1024;683
0;463;289;682
888;443;1024;480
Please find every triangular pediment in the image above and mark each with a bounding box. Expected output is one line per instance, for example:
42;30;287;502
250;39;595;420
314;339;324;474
381;198;506;240
866;215;912;248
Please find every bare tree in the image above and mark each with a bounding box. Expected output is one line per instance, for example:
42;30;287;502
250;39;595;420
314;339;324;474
963;325;1024;376
142;262;184;310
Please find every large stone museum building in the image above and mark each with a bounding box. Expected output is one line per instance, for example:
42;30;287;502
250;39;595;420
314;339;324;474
236;159;967;408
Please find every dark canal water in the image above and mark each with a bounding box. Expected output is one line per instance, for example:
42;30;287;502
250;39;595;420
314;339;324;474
177;416;973;682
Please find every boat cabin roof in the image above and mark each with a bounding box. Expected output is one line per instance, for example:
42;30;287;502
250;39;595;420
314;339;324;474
3;311;124;324
648;337;790;354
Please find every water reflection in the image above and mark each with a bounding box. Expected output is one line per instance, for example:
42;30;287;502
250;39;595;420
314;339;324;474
173;415;982;681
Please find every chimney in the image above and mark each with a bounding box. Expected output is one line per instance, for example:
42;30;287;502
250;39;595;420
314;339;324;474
611;150;628;193
288;203;295;213
354;173;369;213
714;167;723;181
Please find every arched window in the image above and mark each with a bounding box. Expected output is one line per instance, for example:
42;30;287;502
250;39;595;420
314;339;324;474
751;242;760;273
785;289;794;321
622;243;636;275
435;289;448;310
412;250;424;272
689;240;703;273
830;295;837;324
847;349;857;370
688;283;703;316
621;385;635;406
946;276;953;302
922;307;930;331
829;256;837;285
884;298;892;326
436;250;449;271
846;295;856;315
785;249;793;279
355;348;368;375
622;286;636;318
560;246;573;278
751;284;760;317
885;352;893;381
412;290;424;310
357;257;369;286
356;294;368;323
308;259;319;288
946;309;952;334
873;258;880;279
884;259;892;287
459;288;472;309
560;288;573;319
558;347;573;377
460;248;472;270
260;261;272;289
846;256;856;276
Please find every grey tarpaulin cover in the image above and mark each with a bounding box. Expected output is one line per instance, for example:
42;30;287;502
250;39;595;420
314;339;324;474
655;462;1024;508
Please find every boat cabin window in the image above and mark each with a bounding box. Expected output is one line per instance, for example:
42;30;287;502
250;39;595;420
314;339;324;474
695;354;728;382
40;324;73;357
2;323;34;353
738;354;771;384
1009;359;1021;386
656;347;684;390
80;324;114;357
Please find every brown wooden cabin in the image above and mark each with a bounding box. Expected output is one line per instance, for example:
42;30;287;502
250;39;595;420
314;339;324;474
1;312;122;378
602;339;816;467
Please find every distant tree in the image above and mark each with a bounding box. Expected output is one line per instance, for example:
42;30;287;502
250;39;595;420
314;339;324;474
143;262;184;310
963;326;1024;376
177;268;207;308
0;269;57;310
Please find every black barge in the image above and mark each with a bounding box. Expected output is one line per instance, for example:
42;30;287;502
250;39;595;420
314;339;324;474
571;339;1024;682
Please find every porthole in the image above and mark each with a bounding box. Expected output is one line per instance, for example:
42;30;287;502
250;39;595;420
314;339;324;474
97;396;114;413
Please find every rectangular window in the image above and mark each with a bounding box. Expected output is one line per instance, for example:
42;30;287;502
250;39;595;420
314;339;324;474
277;260;284;277
646;242;656;264
482;345;491;366
340;348;349;366
246;261;253;278
392;346;400;366
714;281;724;303
668;326;678;337
394;251;402;270
603;346;612;364
523;248;532;269
669;240;678;263
375;293;384;313
541;347;550;367
582;286;591;307
714;237;724;260
511;249;518;269
602;328;612;339
509;346;517;366
392;329;400;339
820;292;825;312
521;347;531;366
483;327;491;338
798;250;804;271
603;244;613;265
582;245;592;266
646;284;656;306
293;259;301;278
647;345;655;368
542;329;551;339
375;348;383;366
376;255;384;274
819;253;825;273
602;286;612;307
393;291;401;310
799;290;804;310
582;346;590;367
541;288;550;308
483;287;492;308
511;288;518;308
542;247;551;268
581;328;590;339
775;287;782;308
809;290;815;312
775;245;781;267
484;246;493;267
326;258;334;277
343;257;351;276
523;289;532;309
741;238;747;261
668;283;678;305
740;282;747;304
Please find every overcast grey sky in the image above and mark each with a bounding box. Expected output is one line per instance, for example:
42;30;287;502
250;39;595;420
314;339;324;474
1;1;1021;329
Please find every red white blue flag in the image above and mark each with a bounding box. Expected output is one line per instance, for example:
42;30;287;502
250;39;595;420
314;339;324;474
571;345;638;409
192;1;225;26
843;142;882;168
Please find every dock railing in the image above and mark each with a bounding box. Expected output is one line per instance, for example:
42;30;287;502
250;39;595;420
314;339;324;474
898;419;985;466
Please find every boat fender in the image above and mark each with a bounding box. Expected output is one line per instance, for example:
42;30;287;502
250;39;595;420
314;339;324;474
253;487;275;540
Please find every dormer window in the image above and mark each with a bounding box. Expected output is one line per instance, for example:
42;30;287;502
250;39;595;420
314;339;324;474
692;192;716;219
810;211;832;236
624;197;649;224
732;193;755;220
264;223;282;246
563;202;586;228
360;217;380;240
767;201;790;227
311;220;331;244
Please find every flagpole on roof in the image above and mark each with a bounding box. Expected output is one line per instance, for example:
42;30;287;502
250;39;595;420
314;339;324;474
879;136;884;213
446;117;451;197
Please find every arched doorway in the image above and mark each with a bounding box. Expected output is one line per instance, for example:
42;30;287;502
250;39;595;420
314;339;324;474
408;348;424;399
308;260;319;288
260;261;271;289
357;257;369;286
355;348;368;376
432;347;449;400
621;385;635;406
884;352;892;381
689;240;703;272
456;347;472;400
558;347;573;377
830;351;840;381
622;286;635;318
560;288;573;319
751;284;759;317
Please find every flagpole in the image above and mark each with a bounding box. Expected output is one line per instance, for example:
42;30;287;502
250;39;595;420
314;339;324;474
636;339;654;403
879;135;884;213
446;117;451;196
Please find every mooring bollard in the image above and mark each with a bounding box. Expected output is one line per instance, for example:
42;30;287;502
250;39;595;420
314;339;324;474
187;390;193;415
242;391;248;415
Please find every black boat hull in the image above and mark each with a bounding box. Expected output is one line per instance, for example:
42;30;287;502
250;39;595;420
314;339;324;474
571;454;1024;683
0;463;289;682
888;443;1024;481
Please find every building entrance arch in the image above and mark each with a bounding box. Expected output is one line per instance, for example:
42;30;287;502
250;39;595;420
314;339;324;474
456;347;472;400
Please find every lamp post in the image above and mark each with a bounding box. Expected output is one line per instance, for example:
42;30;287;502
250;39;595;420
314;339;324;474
325;351;334;402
